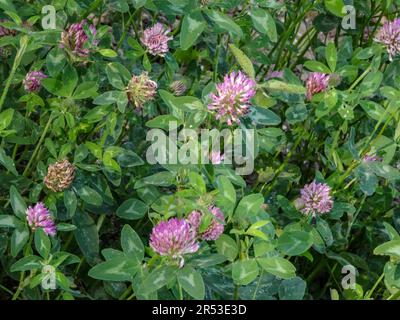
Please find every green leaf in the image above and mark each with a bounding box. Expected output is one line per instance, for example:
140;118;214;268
0;214;22;228
73;81;98;99
98;48;118;57
62;64;78;97
251;8;277;42
146;115;182;130
83;105;112;123
11;226;29;257
374;240;400;258
232;259;259;286
285;104;308;124
215;175;236;216
234;193;264;221
177;266;205;300
11;255;42;272
34;228;51;259
121;224;144;261
228;44;255;79
249;107;281;125
188;172;206;195
0;108;14;130
278;277;306;300
383;222;400;240
262;80;306;94
277;230;313;256
64;190;77;218
132;0;146;8
88;257;139;281
180;10;206;50
72;210;99;266
159;89;204;113
139;265;177;295
257;257;296;279
93;91;121;105
46;47;66;77
57;223;77;232
205;9;243;39
140;171;176;187
360;100;388;121
326;42;337;72
77;186;103;206
0;147;18;175
105;62;131;90
215;234;238;261
304;61;331;74
117;199;148;220
42;78;68;97
365;162;400;181
324;0;345;17
359;71;383;97
10;186;27;219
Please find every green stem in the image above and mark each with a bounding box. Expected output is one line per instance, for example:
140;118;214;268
178;282;183;300
387;289;400;300
213;35;222;82
348;65;372;91
0;36;29;112
12;232;33;300
365;272;384;299
118;285;132;300
0;283;14;297
346;195;366;241
23;112;55;177
117;10;139;49
261;132;303;196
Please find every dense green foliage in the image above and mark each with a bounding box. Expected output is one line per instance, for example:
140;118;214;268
1;0;400;300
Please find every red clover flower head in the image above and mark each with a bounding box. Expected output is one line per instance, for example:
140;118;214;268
299;181;333;216
187;206;225;241
375;18;400;61
60;20;97;58
306;72;330;100
208;71;257;125
23;71;47;92
141;23;172;57
149;218;199;267
26;202;57;236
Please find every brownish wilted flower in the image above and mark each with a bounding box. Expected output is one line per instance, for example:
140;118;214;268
44;160;76;192
169;80;187;96
126;72;158;109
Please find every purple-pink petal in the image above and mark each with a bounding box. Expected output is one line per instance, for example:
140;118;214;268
26;202;57;236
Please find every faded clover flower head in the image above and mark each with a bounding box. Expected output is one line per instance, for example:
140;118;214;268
363;154;382;162
141;23;172;57
306;72;330;100
44;159;76;193
375;18;400;61
299;181;333;216
169;80;187;96
126;72;158;109
208;71;257;125
0;19;17;57
23;71;47;92
149;218;199;267
26;202;57;236
210;151;224;164
265;65;284;80
187;206;225;241
60;20;97;58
